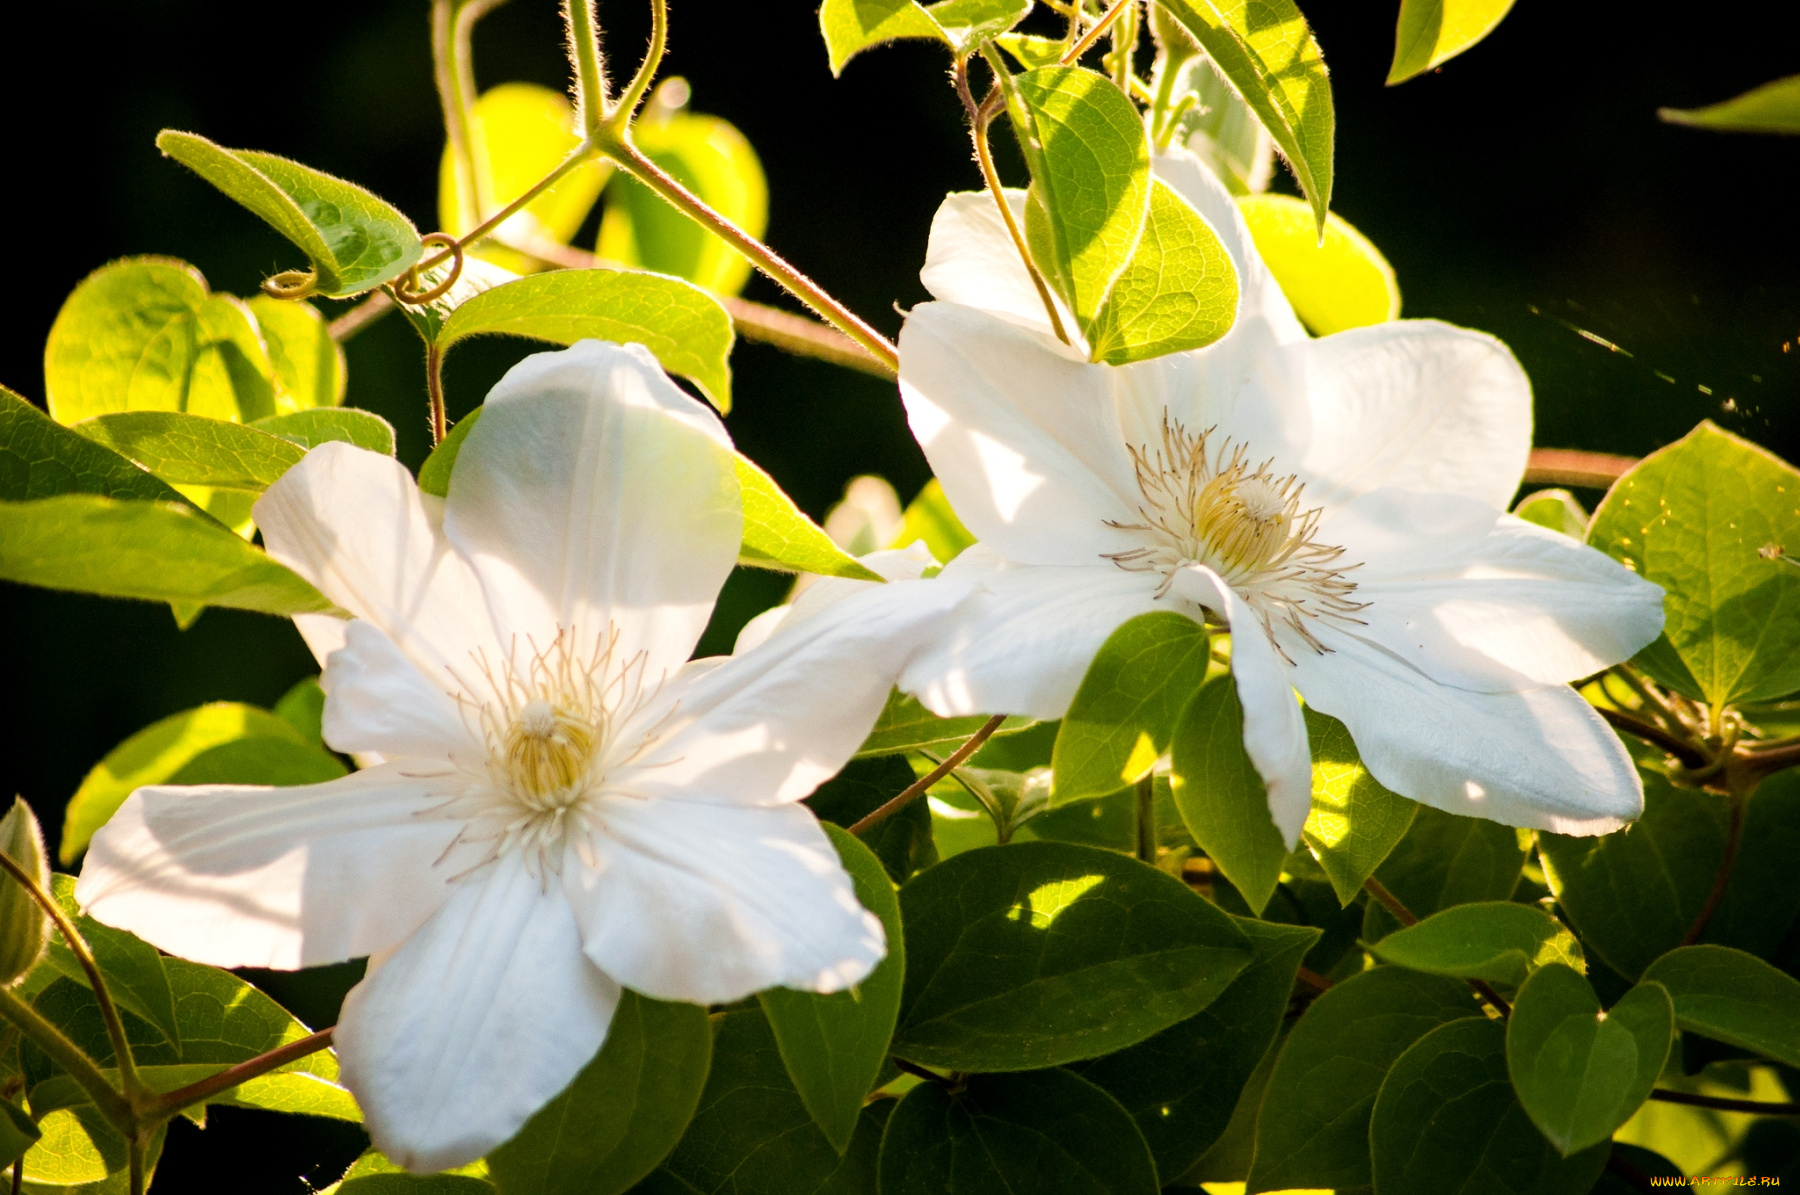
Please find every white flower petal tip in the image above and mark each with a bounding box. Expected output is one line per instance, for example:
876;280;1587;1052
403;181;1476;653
901;169;1661;837
337;854;620;1173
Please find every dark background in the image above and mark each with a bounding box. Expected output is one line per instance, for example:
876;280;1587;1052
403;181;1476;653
2;0;1798;1186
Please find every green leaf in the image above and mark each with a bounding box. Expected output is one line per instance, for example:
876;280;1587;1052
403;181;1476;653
1660;74;1800;135
61;701;316;862
1641;944;1800;1068
486;992;709;1195
735;456;882;581
440;83;609;276
1052;611;1209;805
166;735;347;787
1169;674;1287;915
1539;766;1800;979
1085;178;1240;364
1363;803;1529;940
72;412;305;491
1514;487;1589;538
1155;0;1334;230
16;1105;163;1189
247;295;344;411
44;257;277;426
156;131;423;297
652;1008;845;1194
1505;966;1672;1155
1301;707;1417;905
1237;193;1400;336
1368;900;1584;986
854;688;1034;757
806;755;937;883
757;826;902;1153
0;495;339;617
46;875;179;1046
876;1068;1159;1194
274;676;328;746
1247;965;1479;1192
1370;1017;1611;1195
1072;918;1318;1179
995;32;1066;71
817;0;948;75
0;799;51;989
893;841;1254;1071
891;478;974;564
339;1150;491;1189
435;269;734;412
0;386;182;505
598;107;767;298
1010;66;1151;332
253;408;395;455
1589;420;1800;705
417;405;483;498
926;0;1035;52
0;1099;40;1169
1388;0;1518;85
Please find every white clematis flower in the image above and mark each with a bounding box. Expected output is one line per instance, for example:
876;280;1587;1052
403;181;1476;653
895;152;1666;842
77;340;962;1172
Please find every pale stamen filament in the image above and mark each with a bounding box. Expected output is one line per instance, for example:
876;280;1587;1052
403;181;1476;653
1104;415;1367;658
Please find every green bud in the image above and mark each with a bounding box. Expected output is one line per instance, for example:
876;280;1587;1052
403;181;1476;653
0;798;51;988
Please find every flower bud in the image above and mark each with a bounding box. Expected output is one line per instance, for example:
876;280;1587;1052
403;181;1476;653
0;797;51;988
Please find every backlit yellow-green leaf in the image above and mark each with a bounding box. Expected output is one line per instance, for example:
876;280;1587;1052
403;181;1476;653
1237;194;1399;336
246;295;344;411
1087;179;1239;364
1660;74;1800;135
1388;0;1518;86
737;455;883;581
818;0;949;75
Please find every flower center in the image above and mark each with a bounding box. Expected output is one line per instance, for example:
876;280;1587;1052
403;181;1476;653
1103;416;1366;655
438;626;667;877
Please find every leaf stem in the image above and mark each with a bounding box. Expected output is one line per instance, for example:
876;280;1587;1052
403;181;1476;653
1740;734;1800;780
145;1027;336;1120
848;715;1008;836
431;0;488;224
955;54;1072;347
1294;966;1333;993
1134;773;1156;864
1596;706;1710;771
0;856;140;1100
426;342;447;445
128;1136;145;1195
0;988;131;1130
1520;448;1637;489
420;146;595;274
891;1056;951;1085
1648;1088;1799;1115
593;134;900;374
605;0;666;133
1681;783;1750;946
1064;0;1135;65
327;290;395;342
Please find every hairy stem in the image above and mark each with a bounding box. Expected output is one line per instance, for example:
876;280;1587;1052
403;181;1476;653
596;134;899;373
956;54;1071;346
563;0;609;136
147;1028;336;1120
426;343;447;445
1134;773;1156;864
1520;448;1636;489
0;854;140;1099
1649;1088;1799;1115
607;0;667;132
421;146;595;273
0;988;131;1131
1596;706;1710;771
1065;0;1135;64
1682;784;1750;946
849;715;1008;836
431;0;486;223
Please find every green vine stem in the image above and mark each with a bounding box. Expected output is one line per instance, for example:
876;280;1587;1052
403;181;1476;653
604;0;667;134
426;343;448;445
848;715;1008;835
1681;783;1751;946
0;988;132;1130
431;0;487;224
0;854;141;1101
564;0;610;137
1134;774;1156;864
1648;1088;1800;1115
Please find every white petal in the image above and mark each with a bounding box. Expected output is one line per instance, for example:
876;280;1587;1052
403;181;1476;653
1152;148;1307;346
919;190;1079;343
76;765;467;970
569;801;883;1004
627;573;969;807
320;620;481;763
1290;634;1642;834
337;853;619;1173
899;549;1166;720
1170;565;1313;845
898;305;1143;565
443;341;741;681
1297;321;1532;511
292;613;349;670
255;444;495;684
1343;506;1666;690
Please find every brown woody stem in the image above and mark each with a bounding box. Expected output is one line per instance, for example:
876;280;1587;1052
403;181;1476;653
146;1028;336;1119
848;715;1008;836
1682;785;1750;946
1649;1088;1799;1115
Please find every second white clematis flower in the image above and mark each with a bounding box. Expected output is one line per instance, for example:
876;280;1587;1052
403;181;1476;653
895;153;1666;841
77;341;962;1171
